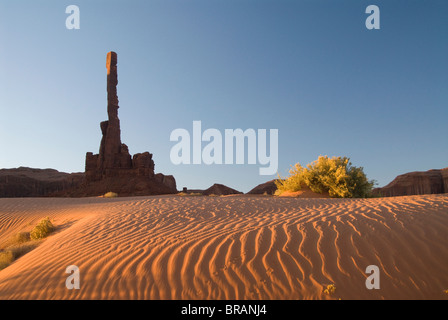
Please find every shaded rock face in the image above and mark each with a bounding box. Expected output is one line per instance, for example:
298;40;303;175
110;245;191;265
247;180;277;195
82;51;176;196
374;167;448;197
0;167;84;197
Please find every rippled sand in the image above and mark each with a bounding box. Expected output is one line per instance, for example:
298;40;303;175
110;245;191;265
0;194;447;299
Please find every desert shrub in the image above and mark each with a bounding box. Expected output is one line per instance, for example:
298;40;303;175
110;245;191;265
276;156;375;198
323;284;336;295
0;241;41;270
0;250;14;270
0;220;55;270
1;232;31;248
12;232;31;244
30;217;55;240
104;192;118;198
274;163;306;195
8;241;40;260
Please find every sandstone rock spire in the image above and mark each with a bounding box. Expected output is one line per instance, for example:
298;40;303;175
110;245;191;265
83;51;176;196
98;51;126;171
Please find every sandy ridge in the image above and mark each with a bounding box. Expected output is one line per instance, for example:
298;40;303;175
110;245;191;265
0;194;447;299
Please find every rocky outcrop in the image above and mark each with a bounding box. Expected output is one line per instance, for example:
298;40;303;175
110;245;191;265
202;184;242;196
1;52;176;198
85;52;156;184
81;51;176;196
442;168;448;193
247;180;278;195
374;167;448;197
0;167;83;197
181;184;242;196
81;52;177;196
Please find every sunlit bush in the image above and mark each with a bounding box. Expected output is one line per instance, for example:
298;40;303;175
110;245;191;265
30;217;55;240
103;191;118;198
276;156;375;198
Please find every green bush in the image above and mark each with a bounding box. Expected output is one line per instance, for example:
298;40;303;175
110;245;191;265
30;217;55;240
276;156;375;198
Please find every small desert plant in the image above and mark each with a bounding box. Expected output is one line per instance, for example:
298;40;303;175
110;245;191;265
275;164;306;195
0;250;14;270
1;231;31;248
30;217;55;240
8;241;40;260
323;284;336;295
103;191;118;198
0;220;55;270
12;232;31;244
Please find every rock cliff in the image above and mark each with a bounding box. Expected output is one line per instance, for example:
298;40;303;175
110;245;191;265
373;167;448;197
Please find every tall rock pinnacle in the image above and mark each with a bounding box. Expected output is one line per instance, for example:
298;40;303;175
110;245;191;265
83;51;176;196
100;51;123;170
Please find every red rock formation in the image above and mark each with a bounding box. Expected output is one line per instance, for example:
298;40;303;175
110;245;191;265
442;168;448;193
82;51;176;196
0;52;176;198
374;167;448;197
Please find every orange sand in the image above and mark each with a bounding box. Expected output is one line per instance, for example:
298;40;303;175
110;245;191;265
0;194;447;300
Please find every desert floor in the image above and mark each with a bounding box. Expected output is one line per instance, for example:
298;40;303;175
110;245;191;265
0;194;447;300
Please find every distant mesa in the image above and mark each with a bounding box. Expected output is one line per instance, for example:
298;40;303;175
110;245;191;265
0;167;83;197
373;167;448;197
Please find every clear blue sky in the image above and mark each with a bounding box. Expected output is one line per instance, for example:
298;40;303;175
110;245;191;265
0;0;447;193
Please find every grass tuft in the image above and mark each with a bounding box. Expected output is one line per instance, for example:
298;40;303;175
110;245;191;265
0;218;56;271
323;284;336;295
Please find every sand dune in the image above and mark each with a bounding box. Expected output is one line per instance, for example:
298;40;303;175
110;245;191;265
0;194;447;300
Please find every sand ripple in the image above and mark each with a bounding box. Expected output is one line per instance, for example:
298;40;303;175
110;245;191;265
0;194;447;299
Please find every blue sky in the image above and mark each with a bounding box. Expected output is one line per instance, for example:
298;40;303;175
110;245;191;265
0;0;447;193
